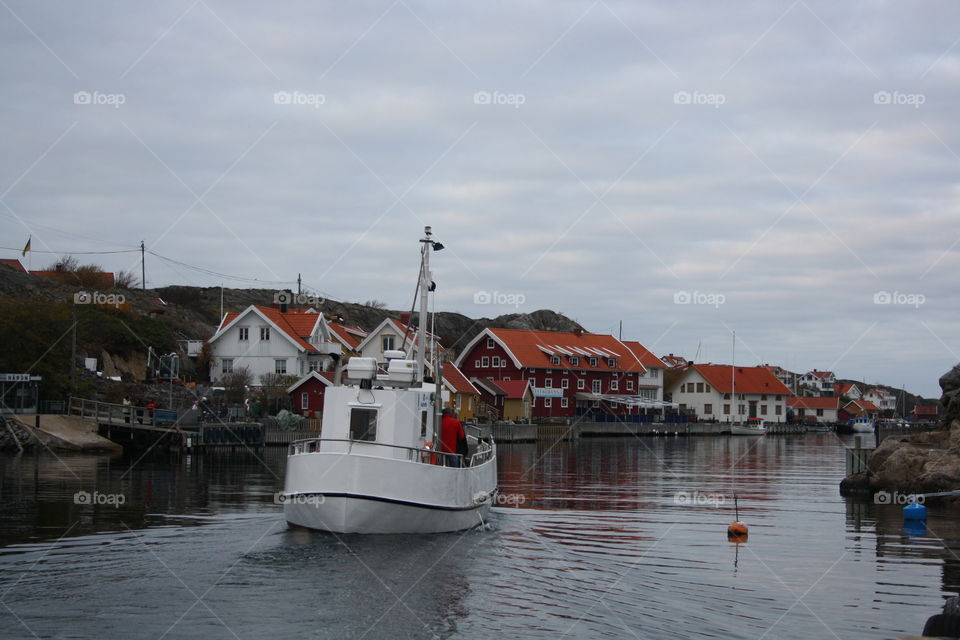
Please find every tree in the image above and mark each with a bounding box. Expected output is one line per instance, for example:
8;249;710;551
115;269;140;289
220;366;253;404
259;372;298;414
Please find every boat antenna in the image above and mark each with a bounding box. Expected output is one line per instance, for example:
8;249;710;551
416;226;444;382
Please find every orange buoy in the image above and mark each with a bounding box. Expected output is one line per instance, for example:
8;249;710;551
727;494;749;541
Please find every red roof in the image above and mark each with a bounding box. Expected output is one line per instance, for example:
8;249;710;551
661;354;689;369
0;258;26;272
788;396;839;410
491;379;530;399
845;399;881;413
807;370;834;379
218;305;323;351
471;328;645;373
328;322;367;350
287;370;335;392
442;362;479;395
684;364;794;396
622;341;667;369
913;405;939;415
834;383;856;395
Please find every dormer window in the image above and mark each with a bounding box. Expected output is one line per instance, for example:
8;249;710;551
570;356;579;366
589;357;598;368
550;356;561;366
607;358;616;368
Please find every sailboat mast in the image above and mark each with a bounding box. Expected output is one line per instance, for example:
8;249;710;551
732;331;736;423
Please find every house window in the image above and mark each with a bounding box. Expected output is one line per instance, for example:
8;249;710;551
775;405;782;415
816;409;824;417
570;356;579;366
475;360;481;368
275;359;287;374
705;385;711;393
544;398;552;408
301;392;309;410
626;380;633;391
592;380;601;393
761;405;768;415
723;404;730;414
349;407;377;441
551;356;561;366
696;382;704;393
381;335;395;352
529;377;536;387
487;338;495;349
724;393;730;400
589;357;598;367
545;379;553;388
651;369;659;378
222;359;233;374
308;361;321;372
607;358;616;368
493;356;501;367
481;356;489;368
761;394;767;401
578;379;585;390
610;379;619;391
260;327;270;341
561;379;569;389
561;397;568;408
704;404;713;414
238;327;249;341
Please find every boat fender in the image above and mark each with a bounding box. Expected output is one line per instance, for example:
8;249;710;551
727;521;749;539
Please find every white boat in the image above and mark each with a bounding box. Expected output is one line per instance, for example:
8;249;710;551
730;419;767;436
281;227;498;534
850;417;874;433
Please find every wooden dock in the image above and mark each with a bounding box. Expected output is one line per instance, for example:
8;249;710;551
846;435;874;475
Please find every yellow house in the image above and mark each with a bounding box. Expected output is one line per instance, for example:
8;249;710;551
473;378;533;422
442;362;480;422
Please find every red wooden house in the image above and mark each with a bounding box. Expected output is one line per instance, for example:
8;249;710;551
287;370;336;418
455;327;652;419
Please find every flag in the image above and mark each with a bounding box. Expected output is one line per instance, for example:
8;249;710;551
21;236;30;256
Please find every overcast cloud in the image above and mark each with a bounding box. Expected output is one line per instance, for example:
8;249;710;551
1;1;957;397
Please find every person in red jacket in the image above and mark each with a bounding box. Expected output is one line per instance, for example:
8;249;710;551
440;408;467;467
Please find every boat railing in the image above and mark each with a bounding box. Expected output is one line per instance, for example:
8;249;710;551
288;437;465;466
469;439;495;467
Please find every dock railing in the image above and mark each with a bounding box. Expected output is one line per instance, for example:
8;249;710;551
69;397;166;427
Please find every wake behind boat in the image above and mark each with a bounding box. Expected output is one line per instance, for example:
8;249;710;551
281;227;497;534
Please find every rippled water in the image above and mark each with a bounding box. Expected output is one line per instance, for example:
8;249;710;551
1;434;958;639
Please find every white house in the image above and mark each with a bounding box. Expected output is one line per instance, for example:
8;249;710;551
355;318;442;367
833;382;862;401
623;341;667;402
208;305;341;384
764;365;798;394
862;387;897;413
798;370;837;396
787;396;839;424
669;364;794;423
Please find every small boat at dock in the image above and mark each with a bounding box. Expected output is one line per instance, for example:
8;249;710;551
729;418;767;436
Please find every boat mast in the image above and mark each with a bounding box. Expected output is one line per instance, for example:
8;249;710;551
416;227;432;382
731;331;736;424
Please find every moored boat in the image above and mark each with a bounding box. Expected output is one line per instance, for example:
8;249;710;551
730;418;767;436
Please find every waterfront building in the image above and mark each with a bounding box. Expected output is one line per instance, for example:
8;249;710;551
440;361;480;422
668;364;794;423
862;387;897;413
798;370;837;396
287;370;335;418
787;396;840;424
840;399;881;420
471;378;533;421
355;317;442;367
763;365;799;393
833;382;862;401
456;328;658;419
208;305;341;384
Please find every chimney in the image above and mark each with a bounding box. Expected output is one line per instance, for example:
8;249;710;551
573;327;583;337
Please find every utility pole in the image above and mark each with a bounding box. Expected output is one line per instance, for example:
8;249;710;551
140;240;146;290
297;273;301;296
70;306;77;395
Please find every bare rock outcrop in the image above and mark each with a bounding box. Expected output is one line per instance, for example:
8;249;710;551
840;363;960;496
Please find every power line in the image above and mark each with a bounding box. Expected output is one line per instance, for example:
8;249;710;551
0;246;139;255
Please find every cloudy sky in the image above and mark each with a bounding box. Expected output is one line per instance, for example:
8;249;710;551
1;1;957;397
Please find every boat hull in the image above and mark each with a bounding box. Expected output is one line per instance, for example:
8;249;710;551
729;426;766;436
283;449;497;534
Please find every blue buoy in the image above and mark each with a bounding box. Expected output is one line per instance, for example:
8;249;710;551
904;520;927;537
904;502;927;520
